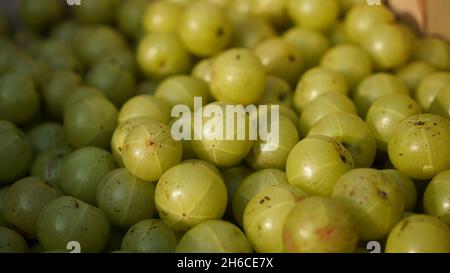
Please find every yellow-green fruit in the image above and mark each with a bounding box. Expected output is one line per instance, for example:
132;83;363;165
0;227;29;253
415;72;450;111
4;177;62;239
423;170;450;225
221;166;253;220
210;48;266;104
332;168;405;241
283;196;358;253
118;95;171;124
365;94;422;151
286;135;355;197
293;67;348;114
385;215;450;253
244;185;307;253
233;169;289;227
142;1;183;33
176;220;252;253
122;120;182;182
308;112;376;168
381;170;417;212
388;114;450;180
155;161;227;231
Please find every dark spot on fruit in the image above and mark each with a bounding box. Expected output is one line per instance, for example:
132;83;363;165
73;201;79;209
259;196;270;204
159;61;166;68
415;121;425;126
216;28;224;37
146;139;156;147
349;190;355;196
408;104;412;109
399;153;403;156
118;147;122;152
182;213;186;217
433;123;437;126
235;54;240;60
339;154;347;163
288;54;296;62
378;191;388;199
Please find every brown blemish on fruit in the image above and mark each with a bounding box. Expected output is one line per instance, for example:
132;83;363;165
259;196;270;204
339;154;347;163
235;54;241;60
399;219;409;232
146;139;156;147
378;191;388;199
288;54;296;62
316;226;335;241
216;27;224;37
415;121;425;126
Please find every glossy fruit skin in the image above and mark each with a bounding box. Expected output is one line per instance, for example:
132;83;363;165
142;1;183;34
429;86;450;120
283;196;358;253
381;169;417;212
244;185;307;253
179;0;232;57
192;57;215;83
283;27;330;69
366;94;422;151
191;102;254;168
137;32;192;80
246;115;299;170
64;96;118;149
344;4;394;43
36;196;110;253
362;23;411;70
175;220;252;253
27;122;68;154
42;70;81;119
395;61;436;93
308;112;376;168
287;0;339;31
332;168;405;240
97;169;156;229
122;120;182;182
4;177;62;239
353;73;410;118
111;117;150;167
415;72;450;112
121;219;178;253
250;0;289;28
233;169;289;227
423;170;450;225
155;75;212;109
155;160;227;231
86;60;136;107
385;214;450;253
59;147;117;205
30;147;73;188
413;37;450;70
286;135;355;197
298;92;357;137
293;67;348;113
320;43;372;90
210;48;266;104
118;95;171;124
388;114;450;180
254;37;304;86
0;73;40;124
0;227;29;253
0;120;33;184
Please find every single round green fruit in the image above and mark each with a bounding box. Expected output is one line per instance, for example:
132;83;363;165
423;170;450;225
283;196;358;253
155;160;227;231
